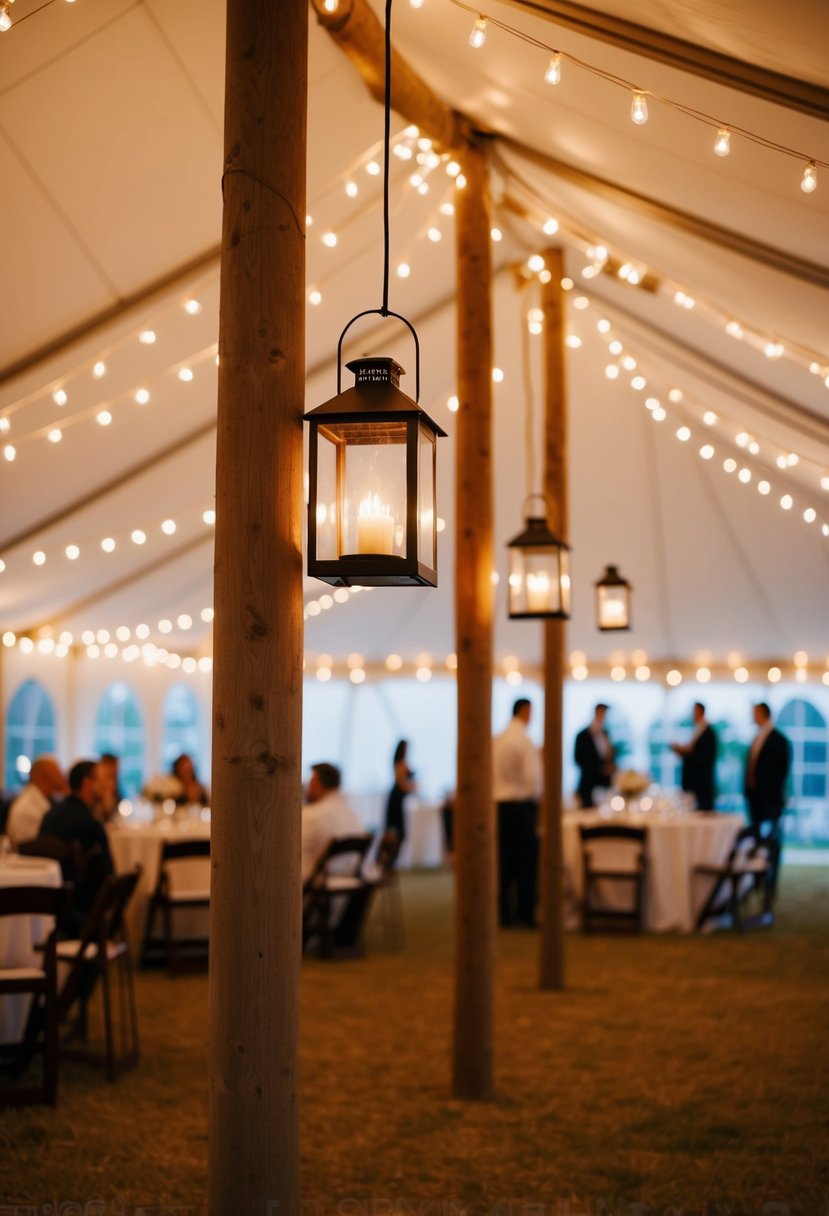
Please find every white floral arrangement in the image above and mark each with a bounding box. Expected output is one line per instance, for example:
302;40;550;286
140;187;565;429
616;769;650;796
142;774;185;803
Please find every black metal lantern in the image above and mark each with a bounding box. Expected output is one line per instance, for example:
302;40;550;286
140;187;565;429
304;343;446;587
595;564;633;631
506;498;571;619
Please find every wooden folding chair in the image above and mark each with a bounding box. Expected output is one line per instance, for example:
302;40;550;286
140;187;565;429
695;824;779;931
302;833;374;959
579;825;648;933
0;884;69;1107
57;867;142;1081
142;838;210;973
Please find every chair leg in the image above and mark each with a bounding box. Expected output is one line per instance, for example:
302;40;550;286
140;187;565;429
44;988;58;1106
164;900;176;974
100;964;115;1082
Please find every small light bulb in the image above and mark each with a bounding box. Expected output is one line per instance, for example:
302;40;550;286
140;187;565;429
134;388;150;405
725;320;743;338
366;160;381;176
178;368;194;382
542;218;559;236
0;4;12;33
758;481;771;496
322;231;337;248
738;467;752;484
203;509;216;525
447;395;459;413
780;494;793;510
139;329;156;345
132;529;147;544
161;519;176;535
96;410;112;426
492;368;504;383
184;298;202;315
605;365;620;381
651;406;666;421
801;161;817;194
544;53;561;85
48;429;62;444
676;426;691;442
323;0;338;11
65;544;80;560
490;227;502;242
630;92;648;125
101;537;116;552
804;507;816;523
308;288;322;306
93;361;106;379
345;180;358;198
703;411;718;425
469;16;487;48
397;263;410;278
528;254;545;273
33;550;46;566
53;388;68;406
699;445;714;460
427;227;442;242
714;127;731;157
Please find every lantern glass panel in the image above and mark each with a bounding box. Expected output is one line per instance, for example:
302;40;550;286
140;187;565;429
418;421;437;568
314;420;408;559
508;545;570;616
597;585;629;629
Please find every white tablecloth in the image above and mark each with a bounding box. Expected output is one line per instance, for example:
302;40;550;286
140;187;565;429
562;810;744;932
107;816;211;947
0;855;63;1044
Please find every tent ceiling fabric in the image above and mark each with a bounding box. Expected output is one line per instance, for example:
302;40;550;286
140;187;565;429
1;0;827;669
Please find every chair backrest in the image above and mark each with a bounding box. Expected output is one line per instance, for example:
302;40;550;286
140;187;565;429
305;833;374;890
375;830;402;876
579;825;647;845
160;839;211;863
726;824;779;870
0;883;69;924
19;834;83;874
57;867;142;1013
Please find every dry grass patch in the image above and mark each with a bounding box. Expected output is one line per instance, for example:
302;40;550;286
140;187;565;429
1;866;827;1214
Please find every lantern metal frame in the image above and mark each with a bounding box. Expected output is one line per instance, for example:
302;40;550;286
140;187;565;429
304;321;446;587
506;494;571;620
595;564;633;631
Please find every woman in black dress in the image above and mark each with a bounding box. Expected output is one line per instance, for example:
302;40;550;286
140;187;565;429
384;739;416;840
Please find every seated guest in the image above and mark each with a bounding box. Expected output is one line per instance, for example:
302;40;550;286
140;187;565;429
40;759;114;921
96;751;123;822
172;753;210;806
7;755;68;847
302;762;362;882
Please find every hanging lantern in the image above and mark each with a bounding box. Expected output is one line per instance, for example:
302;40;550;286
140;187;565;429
305;342;446;587
506;498;571;619
595;564;633;631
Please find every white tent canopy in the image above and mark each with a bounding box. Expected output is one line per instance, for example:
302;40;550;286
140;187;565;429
1;0;828;676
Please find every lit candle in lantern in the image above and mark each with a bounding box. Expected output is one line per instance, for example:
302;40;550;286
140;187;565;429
601;596;626;625
356;494;395;554
526;571;551;612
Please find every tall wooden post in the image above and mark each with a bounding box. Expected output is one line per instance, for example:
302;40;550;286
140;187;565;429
538;248;568;991
453;142;496;1100
209;2;306;1212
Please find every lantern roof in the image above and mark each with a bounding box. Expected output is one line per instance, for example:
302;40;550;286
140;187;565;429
304;357;447;436
595;565;633;589
507;515;570;551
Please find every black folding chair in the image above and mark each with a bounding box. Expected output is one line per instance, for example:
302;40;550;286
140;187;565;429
142;838;210;973
302;833;374;959
57;867;142;1081
371;830;405;950
0;884;69;1106
579;825;648;933
694;824;779;931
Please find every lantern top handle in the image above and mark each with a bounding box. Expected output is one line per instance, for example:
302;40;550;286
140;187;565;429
522;492;550;521
337;309;421;402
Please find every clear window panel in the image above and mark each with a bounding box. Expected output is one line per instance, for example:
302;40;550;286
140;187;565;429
418;423;436;567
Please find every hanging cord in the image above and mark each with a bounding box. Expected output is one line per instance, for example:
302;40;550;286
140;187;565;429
520;281;537;503
381;0;393;316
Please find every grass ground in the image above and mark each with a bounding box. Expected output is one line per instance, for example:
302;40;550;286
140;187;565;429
1;865;828;1215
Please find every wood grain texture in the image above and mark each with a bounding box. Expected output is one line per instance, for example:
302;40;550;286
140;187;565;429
538;250;568;992
452;143;496;1101
209;1;306;1211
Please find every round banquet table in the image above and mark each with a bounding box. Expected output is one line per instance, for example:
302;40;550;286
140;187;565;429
107;815;211;949
0;854;63;1044
562;809;744;932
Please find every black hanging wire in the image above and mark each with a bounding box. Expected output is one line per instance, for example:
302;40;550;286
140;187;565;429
336;0;421;400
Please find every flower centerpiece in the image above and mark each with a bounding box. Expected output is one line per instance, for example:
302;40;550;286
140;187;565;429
142;773;185;809
616;769;650;800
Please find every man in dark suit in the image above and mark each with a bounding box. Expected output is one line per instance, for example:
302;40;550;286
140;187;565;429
40;758;114;921
574;704;615;808
744;703;791;827
671;701;717;810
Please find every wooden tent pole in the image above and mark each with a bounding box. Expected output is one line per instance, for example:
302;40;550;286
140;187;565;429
538;248;568;991
209;1;306;1212
453;142;496;1100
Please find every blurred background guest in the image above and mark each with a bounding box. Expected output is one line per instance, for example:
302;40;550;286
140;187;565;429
302;762;362;881
384;739;416;842
95;751;123;822
40;759;114;922
7;755;68;847
574;703;616;808
671;702;717;810
172;753;210;806
745;703;791;828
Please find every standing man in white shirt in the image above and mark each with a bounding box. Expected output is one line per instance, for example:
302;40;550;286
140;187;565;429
493;698;541;928
6;755;68;847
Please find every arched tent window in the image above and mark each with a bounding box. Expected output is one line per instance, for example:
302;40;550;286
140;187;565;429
778;698;828;842
4;679;57;791
605;707;632;769
161;684;203;773
94;683;145;799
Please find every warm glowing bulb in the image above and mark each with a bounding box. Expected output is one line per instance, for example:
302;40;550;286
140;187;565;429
630;92;648;125
131;529;147;544
738;467;752;484
184;298;202;315
652;406;666;421
703;411;718;425
758;480;771;496
780;495;793;510
53;388;68;406
714;127;731;157
528;254;545;273
469;16;487;48
397;263;411;278
48;429;62;444
33;550;46;566
490;227;502;242
676;426;691;442
203;509;216;525
542;218;559;236
725;320;743;339
178;368;194;382
134;388;150;405
427;227;442;242
0;5;12;32
605;365;620;380
93;361;106;379
699;444;714;460
161;519;176;535
139;329;156;345
447;395;459;413
101;537;116;552
96;410;112;426
365;160;380;176
492;367;504;383
322;231;337;248
801;161;817;193
723;458;737;473
308;289;322;306
544;52;561;85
